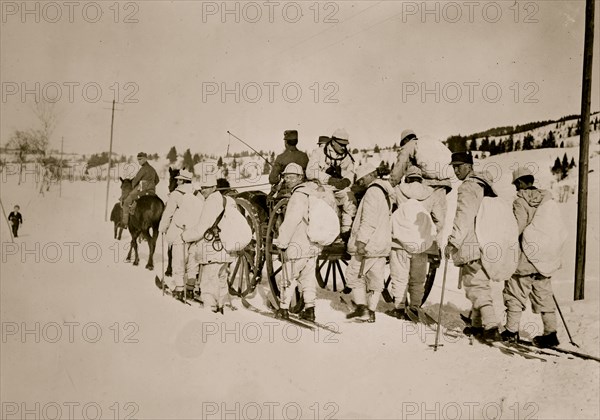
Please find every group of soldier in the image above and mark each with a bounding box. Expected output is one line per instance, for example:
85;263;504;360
265;128;560;348
121;128;561;348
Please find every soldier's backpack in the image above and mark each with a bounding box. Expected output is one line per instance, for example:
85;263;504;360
413;137;453;181
391;199;436;254
475;197;519;281
173;191;205;230
522;199;567;276
304;185;340;246
206;196;253;253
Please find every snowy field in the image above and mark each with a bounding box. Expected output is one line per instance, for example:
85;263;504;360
1;145;599;420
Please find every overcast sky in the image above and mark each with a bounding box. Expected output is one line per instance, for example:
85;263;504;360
1;0;598;157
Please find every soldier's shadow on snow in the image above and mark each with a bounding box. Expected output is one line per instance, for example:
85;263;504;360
421;302;469;331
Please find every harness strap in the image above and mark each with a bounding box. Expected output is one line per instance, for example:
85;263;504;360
367;183;391;212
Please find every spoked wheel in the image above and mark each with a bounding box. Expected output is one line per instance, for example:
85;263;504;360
265;198;303;313
227;197;266;297
315;242;351;292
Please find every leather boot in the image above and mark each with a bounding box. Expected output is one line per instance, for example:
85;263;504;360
300;306;315;322
532;331;559;348
346;304;369;321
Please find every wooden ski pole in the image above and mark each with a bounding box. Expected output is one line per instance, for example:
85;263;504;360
161;233;166;296
553;294;579;348
279;249;289;308
432;258;449;351
0;198;14;243
182;226;188;303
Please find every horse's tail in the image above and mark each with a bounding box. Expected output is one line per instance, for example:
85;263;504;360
110;202;122;222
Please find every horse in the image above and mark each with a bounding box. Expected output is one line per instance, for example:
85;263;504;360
164;167;180;276
119;177;165;270
110;202;124;240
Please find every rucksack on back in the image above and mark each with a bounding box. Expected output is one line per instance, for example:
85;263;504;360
305;186;340;246
414;138;453;181
522;199;567;276
173;192;204;229
391;199;436;254
475;197;519;281
217;197;253;253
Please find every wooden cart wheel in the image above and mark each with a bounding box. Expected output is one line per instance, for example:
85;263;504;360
227;197;266;297
315;242;351;292
265;198;303;313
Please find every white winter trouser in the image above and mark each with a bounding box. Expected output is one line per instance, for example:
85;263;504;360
461;259;497;329
389;248;428;309
166;243;187;290
345;256;386;311
183;242;202;290
503;274;557;334
200;262;231;309
280;257;317;309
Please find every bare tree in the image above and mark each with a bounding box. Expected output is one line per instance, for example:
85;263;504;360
7;130;46;185
6;100;60;188
31;100;61;192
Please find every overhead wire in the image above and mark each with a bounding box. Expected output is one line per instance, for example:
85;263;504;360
266;1;384;63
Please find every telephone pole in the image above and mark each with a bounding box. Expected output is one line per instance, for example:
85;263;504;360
574;0;595;301
105;99;116;222
59;136;64;197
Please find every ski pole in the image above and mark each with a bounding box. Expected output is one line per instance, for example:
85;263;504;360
553;294;579;348
432;258;449;351
279;250;288;307
182;225;187;303
161;233;165;296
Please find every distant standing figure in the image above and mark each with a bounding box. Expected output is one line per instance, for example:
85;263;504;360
269;130;309;196
8;205;23;238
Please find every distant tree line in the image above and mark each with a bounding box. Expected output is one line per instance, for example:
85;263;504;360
551;153;576;181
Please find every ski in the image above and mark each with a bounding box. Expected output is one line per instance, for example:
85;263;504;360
289;313;341;334
263;298;340;334
155;276;191;306
423;311;549;361
340;293;357;311
457;313;599;362
405;307;421;324
475;338;549;361
241;297;315;331
517;339;600;362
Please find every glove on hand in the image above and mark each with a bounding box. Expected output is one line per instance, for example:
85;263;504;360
356;241;367;256
328;177;351;190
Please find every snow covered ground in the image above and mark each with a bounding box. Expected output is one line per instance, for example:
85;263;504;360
1;145;599;420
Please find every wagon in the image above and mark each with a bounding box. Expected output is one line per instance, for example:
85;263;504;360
225;187;442;313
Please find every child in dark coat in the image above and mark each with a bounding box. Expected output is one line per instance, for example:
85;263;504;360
8;205;23;238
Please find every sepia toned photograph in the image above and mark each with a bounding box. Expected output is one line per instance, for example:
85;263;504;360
1;1;599;419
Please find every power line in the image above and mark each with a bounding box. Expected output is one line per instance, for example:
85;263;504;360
266;1;383;63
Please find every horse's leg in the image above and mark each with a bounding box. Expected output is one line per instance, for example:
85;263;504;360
126;236;133;262
165;244;173;276
145;228;156;270
132;231;140;266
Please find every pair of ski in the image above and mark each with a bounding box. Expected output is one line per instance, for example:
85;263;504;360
418;315;549;361
154;275;202;307
241;296;341;335
440;314;600;362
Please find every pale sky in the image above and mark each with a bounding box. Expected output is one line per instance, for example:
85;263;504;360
1;0;598;157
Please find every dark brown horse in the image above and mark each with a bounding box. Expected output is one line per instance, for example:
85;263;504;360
110;202;124;240
119;178;165;270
